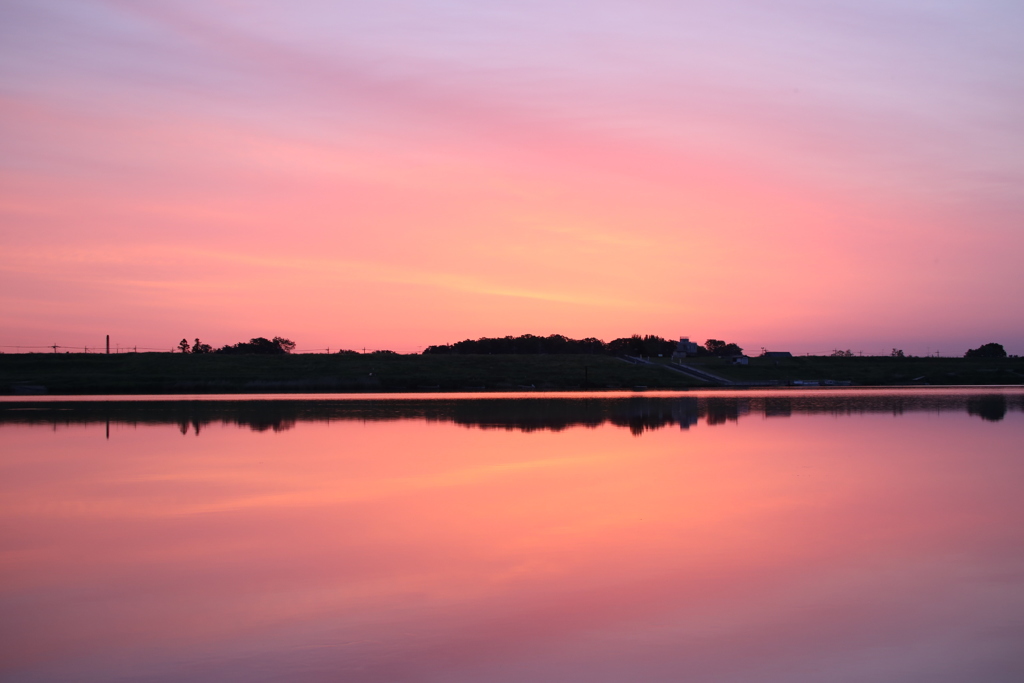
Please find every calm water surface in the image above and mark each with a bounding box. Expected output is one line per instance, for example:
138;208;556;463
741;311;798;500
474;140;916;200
2;389;1023;682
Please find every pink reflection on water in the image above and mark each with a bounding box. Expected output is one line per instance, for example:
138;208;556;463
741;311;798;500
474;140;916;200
1;408;1023;682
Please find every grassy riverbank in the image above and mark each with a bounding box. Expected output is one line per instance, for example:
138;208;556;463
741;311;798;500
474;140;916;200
0;353;699;395
2;353;1021;395
669;355;1024;386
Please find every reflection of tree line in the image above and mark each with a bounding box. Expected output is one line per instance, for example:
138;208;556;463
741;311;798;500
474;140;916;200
2;393;1021;436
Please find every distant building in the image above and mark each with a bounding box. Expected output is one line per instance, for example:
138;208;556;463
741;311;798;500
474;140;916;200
762;351;793;359
733;356;749;365
672;337;701;360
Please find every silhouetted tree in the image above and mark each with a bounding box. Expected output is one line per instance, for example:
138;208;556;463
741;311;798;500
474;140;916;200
423;333;721;357
178;338;191;353
704;339;744;357
607;335;676;357
608;335;641;355
965;343;1006;358
705;339;726;354
272;336;296;353
192;338;213;354
216;336;296;355
891;348;905;358
427;333;615;355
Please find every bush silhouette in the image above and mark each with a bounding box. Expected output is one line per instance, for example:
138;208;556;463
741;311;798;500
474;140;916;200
216;336;296;355
964;343;1006;358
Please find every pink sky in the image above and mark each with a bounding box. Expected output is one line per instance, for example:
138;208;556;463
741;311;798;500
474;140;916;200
2;1;1022;355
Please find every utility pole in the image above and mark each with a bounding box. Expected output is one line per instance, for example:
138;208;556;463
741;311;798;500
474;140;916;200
106;335;110;354
52;344;58;354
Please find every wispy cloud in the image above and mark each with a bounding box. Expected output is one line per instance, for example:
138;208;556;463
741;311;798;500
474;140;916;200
2;0;1023;352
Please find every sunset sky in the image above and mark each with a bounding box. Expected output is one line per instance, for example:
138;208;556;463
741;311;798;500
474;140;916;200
2;1;1022;355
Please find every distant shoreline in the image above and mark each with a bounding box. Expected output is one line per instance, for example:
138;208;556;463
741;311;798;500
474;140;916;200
4;385;1024;404
2;353;1022;396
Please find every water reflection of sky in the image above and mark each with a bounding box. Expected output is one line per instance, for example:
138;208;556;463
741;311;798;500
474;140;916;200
2;389;1022;435
1;390;1023;682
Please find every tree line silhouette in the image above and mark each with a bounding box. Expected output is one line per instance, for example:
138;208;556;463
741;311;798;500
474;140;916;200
6;394;1018;434
178;336;296;355
964;343;1006;358
173;335;1008;358
423;334;743;357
